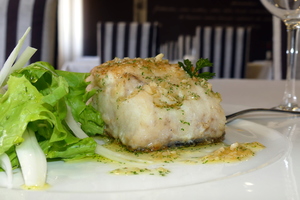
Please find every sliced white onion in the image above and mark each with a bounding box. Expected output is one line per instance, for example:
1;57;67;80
16;128;47;188
95;145;152;164
0;27;31;86
65;105;89;139
0;153;13;188
10;46;37;73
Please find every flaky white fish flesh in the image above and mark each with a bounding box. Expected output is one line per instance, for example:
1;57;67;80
87;54;226;151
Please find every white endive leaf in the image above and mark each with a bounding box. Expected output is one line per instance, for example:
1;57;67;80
16;128;47;188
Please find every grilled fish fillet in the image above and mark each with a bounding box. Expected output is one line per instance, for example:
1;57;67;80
86;54;226;151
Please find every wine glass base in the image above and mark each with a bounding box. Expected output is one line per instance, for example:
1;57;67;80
274;104;300;111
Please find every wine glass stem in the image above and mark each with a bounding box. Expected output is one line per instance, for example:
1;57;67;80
280;23;300;110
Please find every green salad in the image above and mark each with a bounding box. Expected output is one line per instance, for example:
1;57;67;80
1;61;105;160
0;28;107;189
0;27;151;190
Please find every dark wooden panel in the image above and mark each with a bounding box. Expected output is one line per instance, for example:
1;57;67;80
83;0;133;55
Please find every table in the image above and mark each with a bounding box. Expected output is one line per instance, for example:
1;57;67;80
210;79;294;108
60;56;99;72
245;60;273;79
1;79;300;200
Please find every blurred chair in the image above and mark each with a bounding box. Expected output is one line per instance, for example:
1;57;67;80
0;0;58;68
159;40;179;62
159;35;194;63
97;21;160;63
194;26;252;79
177;34;194;60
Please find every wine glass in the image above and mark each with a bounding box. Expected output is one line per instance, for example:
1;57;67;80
260;0;300;111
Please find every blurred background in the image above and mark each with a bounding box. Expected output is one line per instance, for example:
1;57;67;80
1;0;284;79
83;0;272;61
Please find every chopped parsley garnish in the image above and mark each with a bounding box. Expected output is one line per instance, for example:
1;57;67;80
178;58;215;79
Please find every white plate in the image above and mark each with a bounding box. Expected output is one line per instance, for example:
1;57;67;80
0;119;288;195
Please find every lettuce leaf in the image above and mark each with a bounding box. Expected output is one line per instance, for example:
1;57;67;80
0;61;104;170
56;70;104;136
0;75;53;155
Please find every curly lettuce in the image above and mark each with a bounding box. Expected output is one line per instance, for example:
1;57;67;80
0;62;105;171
